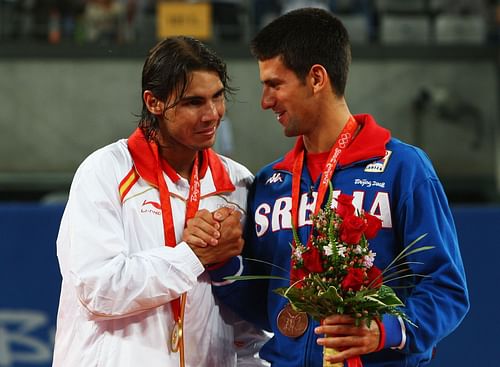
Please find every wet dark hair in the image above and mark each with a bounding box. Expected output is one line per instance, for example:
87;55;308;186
139;36;235;141
250;7;351;96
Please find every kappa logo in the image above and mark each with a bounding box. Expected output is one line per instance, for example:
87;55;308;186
364;150;392;173
266;173;283;185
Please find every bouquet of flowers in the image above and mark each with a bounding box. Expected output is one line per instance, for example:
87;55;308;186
275;188;431;366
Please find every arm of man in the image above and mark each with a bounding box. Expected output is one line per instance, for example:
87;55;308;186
315;178;469;363
315;152;469;364
59;155;206;321
183;207;244;266
183;207;272;366
183;202;272;330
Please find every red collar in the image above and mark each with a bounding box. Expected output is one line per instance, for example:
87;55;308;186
273;114;390;172
127;128;235;192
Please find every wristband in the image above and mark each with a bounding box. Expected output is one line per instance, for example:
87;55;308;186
205;259;230;271
375;318;386;352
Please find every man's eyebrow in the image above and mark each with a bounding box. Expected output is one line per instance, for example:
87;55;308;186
180;95;203;102
212;87;225;97
262;78;280;86
182;87;225;101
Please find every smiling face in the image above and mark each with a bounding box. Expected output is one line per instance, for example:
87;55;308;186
156;70;225;153
258;56;317;138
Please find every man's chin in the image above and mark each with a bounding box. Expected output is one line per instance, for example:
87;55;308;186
195;139;216;151
283;128;299;138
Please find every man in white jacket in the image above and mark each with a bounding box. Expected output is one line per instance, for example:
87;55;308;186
52;36;268;367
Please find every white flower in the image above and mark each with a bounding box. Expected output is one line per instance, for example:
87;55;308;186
354;245;363;254
293;247;303;260
337;244;346;257
363;250;376;267
323;245;333;256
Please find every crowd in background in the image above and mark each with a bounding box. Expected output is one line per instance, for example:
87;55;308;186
0;0;499;45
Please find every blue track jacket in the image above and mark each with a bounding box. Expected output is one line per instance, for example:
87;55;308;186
210;114;469;367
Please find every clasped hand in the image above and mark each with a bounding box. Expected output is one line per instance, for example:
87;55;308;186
183;207;244;266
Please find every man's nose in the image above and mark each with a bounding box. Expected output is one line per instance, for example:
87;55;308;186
202;101;222;121
261;89;275;110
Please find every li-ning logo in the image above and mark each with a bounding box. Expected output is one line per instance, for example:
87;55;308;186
338;132;351;148
266;173;283;185
141;200;161;215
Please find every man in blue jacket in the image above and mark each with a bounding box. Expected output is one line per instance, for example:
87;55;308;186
185;7;469;367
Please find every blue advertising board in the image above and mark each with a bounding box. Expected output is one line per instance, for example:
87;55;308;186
0;203;498;366
0;204;63;367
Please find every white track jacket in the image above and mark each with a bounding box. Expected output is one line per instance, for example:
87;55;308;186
52;134;268;367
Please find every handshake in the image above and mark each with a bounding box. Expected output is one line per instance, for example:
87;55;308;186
182;207;244;267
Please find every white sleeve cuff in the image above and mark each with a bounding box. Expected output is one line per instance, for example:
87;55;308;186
390;316;407;350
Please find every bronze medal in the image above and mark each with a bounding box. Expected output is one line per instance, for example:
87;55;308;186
170;321;182;352
277;304;308;338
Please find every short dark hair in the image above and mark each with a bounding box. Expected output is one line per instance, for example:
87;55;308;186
139;36;234;141
250;8;351;96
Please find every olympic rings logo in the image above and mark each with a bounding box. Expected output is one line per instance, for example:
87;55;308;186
338;133;351;148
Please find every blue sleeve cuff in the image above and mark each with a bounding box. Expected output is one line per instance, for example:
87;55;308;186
382;314;404;349
208;256;243;286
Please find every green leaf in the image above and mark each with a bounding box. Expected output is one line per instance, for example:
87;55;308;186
322;285;344;304
402;246;435;257
326;181;334;209
291;223;302;247
363;295;389;307
383;273;431;284
381;234;433;279
375;287;405;307
244;257;290;274
224;275;289;281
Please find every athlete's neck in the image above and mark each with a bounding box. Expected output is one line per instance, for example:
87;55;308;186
158;145;198;180
302;100;352;153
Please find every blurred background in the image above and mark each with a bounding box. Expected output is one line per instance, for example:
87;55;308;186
0;0;499;366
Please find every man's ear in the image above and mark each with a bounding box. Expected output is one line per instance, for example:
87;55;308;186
309;64;329;94
143;90;164;115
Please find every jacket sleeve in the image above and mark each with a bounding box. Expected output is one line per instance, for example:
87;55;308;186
57;151;205;320
219;305;271;367
384;154;470;354
209;179;273;331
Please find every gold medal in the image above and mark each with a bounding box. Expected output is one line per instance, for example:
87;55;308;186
170;321;182;352
277;304;308;338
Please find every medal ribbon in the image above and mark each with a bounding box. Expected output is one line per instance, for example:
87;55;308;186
290;116;362;367
290;115;358;237
155;148;201;363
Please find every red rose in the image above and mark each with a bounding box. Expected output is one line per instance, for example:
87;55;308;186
336;193;355;219
291;266;309;288
302;246;324;273
340;214;367;244
363;212;382;239
365;266;383;289
341;267;365;291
